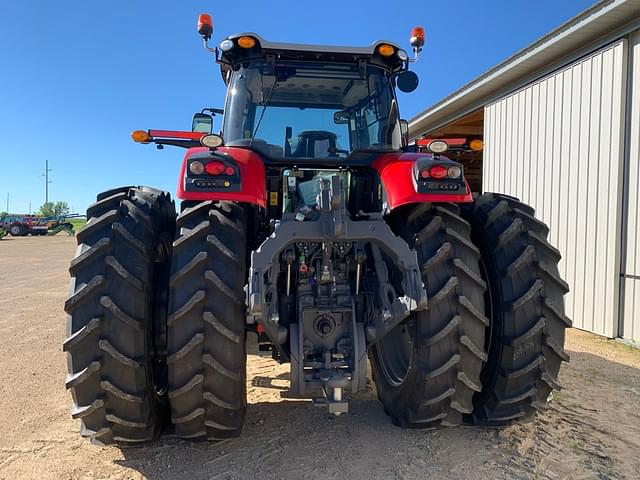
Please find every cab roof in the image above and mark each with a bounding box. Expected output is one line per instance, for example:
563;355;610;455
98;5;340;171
217;33;407;82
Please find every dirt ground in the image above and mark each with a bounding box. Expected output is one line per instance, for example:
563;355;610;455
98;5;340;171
1;235;639;480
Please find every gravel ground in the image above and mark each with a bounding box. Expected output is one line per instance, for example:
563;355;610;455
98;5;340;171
1;235;639;480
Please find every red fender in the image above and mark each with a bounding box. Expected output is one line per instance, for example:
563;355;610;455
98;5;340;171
372;152;473;210
176;147;267;208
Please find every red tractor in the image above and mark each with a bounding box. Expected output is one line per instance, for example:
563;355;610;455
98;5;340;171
64;15;570;445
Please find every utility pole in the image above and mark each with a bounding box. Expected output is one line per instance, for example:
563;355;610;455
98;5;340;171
5;192;8;213
43;160;52;204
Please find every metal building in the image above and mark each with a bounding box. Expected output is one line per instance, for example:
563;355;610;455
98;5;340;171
409;0;640;343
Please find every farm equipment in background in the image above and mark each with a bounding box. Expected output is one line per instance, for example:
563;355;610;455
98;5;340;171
0;213;81;236
46;222;76;236
64;15;570;445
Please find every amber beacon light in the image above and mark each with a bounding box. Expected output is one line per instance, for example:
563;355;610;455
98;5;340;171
197;13;213;40
410;26;425;49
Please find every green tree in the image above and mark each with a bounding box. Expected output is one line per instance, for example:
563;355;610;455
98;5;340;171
38;202;55;216
38;201;70;217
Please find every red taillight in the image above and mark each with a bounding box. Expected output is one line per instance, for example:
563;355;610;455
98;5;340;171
429;165;448;179
420;169;430;179
205;160;225;175
224;166;235;176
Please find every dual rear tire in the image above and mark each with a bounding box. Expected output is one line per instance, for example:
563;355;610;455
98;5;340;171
65;188;569;444
64;192;247;444
371;203;488;428
166;201;247;440
371;194;570;427
463;193;571;424
64;187;175;444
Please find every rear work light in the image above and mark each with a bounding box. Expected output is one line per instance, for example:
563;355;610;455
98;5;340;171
201;134;224;148
428;140;448;153
219;39;234;52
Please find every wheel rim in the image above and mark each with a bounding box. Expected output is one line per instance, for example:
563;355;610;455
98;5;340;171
10;226;21;235
376;321;413;387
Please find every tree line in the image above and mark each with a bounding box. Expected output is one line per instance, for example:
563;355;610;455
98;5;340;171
0;201;70;218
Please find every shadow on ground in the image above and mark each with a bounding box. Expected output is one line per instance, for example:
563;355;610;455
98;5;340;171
112;348;640;480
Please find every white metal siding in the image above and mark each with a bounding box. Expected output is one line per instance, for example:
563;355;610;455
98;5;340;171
622;31;640;343
483;41;628;337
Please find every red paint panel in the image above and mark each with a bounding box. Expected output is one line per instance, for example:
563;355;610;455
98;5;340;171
373;152;473;210
149;129;206;140
176;147;267;208
416;137;467;147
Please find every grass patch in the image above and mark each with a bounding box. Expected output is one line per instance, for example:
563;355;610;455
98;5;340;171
67;217;87;232
613;339;640;353
574;329;640;356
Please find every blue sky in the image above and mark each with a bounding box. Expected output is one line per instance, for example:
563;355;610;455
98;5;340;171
0;0;594;214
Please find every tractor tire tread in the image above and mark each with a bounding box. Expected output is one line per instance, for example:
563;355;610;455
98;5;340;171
64;186;175;445
463;192;569;426
371;203;487;429
167;201;247;441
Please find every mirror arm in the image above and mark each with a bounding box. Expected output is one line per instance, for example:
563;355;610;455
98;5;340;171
202;108;224;116
153;139;201;149
408;47;422;63
202;38;216;54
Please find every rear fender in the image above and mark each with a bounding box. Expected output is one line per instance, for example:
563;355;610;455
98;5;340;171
373;152;472;210
177;146;267;208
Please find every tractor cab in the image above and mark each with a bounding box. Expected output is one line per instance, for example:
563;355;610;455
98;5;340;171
133;20;423;161
213;33;418;162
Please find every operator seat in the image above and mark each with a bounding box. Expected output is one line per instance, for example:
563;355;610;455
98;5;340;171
292;131;339;158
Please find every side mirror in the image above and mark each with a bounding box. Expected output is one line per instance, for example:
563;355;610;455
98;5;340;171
192;113;213;133
334;111;350;124
400;119;409;147
197;14;214;41
396;71;419;93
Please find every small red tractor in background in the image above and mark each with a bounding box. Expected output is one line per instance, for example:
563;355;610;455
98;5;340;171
64;15;570;445
1;213;76;236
